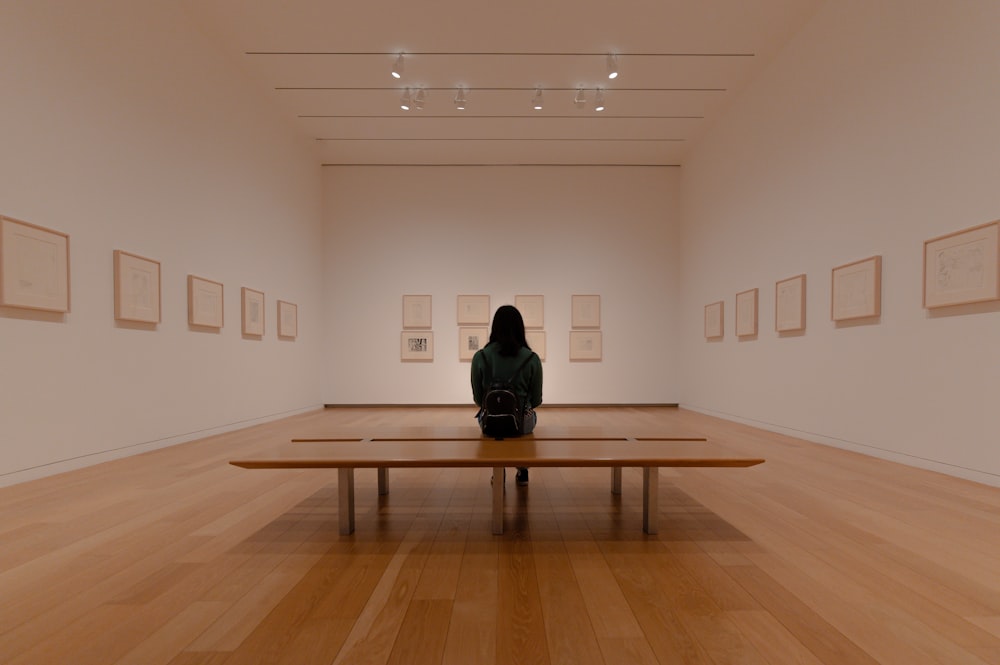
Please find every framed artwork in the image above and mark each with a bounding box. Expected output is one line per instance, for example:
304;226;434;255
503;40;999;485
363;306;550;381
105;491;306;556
0;216;70;312
114;250;161;323
704;301;723;339
569;330;602;361
402;294;432;329
458;326;488;361
457;294;490;325
278;300;298;339
515;294;544;328
187;275;223;328
775;274;806;332
401;331;434;362
571;294;601;329
241;287;265;336
923;220;999;309
526;330;546;361
735;288;758;337
831;255;881;321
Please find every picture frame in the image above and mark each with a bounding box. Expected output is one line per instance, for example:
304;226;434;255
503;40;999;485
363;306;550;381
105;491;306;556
571;294;601;329
457;294;490;325
187;275;224;328
775;274;806;333
569;330;602;361
514;294;544;329
735;288;758;337
402;294;432;329
114;250;161;323
241;287;265;336
458;326;489;361
401;330;434;362
0;216;70;313
278;300;298;339
704;301;724;339
525;330;546;361
923;220;1000;309
831;255;881;321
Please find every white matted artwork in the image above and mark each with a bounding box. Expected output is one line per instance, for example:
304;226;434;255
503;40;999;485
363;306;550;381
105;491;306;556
569;330;602;361
923;220;999;309
526;330;546;361
242;287;265;336
457;294;490;325
458;326;488;361
831;255;881;321
735;288;758;337
278;300;298;339
514;294;544;329
571;294;601;329
0;216;70;312
402;294;432;329
187;275;223;328
114;250;161;323
401;330;434;362
775;274;806;333
704;301;723;339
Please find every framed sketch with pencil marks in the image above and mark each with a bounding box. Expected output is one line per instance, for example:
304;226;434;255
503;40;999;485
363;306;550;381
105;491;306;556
569;330;602;361
775;274;806;332
923;220;999;308
242;287;265;336
831;256;881;321
402;294;432;329
0;216;70;313
457;294;490;325
278;300;298;339
515;295;544;328
571;294;600;329
458;326;488;361
114;250;160;323
704;301;723;339
401;331;434;362
188;275;223;328
526;330;546;361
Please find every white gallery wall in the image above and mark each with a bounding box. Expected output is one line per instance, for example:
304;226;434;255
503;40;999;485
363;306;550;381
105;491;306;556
678;0;1000;486
0;2;325;486
322;165;680;405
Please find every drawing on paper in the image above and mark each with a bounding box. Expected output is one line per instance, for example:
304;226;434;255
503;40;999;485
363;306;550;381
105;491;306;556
242;287;265;336
401;331;434;361
402;294;432;329
459;326;488;361
923;220;999;308
188;275;223;328
735;288;758;337
704;301;723;339
114;250;161;324
775;274;805;332
0;216;70;313
831;256;881;321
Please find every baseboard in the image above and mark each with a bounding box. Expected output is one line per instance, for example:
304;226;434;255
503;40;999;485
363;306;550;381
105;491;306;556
323;403;680;409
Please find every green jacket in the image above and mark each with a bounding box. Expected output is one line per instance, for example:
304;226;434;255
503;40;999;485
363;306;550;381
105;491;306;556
471;344;543;408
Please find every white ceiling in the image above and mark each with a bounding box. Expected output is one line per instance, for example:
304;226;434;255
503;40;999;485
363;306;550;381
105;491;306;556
191;0;822;166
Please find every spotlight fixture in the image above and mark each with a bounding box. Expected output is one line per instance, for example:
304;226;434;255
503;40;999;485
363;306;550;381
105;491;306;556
594;88;606;112
531;86;544;110
413;87;426;110
606;53;619;80
574;87;586;109
400;87;411;111
391;53;404;79
454;86;467;110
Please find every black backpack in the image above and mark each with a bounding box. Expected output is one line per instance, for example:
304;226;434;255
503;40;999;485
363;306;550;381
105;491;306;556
480;352;535;439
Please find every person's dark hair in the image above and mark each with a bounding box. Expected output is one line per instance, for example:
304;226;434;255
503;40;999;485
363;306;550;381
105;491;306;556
488;305;531;356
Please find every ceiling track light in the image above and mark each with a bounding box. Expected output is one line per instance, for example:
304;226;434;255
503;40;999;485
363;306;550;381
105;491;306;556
574;87;586;109
606;53;619;80
594;88;606;112
391;53;404;79
531;86;544;110
400;87;411;111
454;86;467;110
413;87;425;110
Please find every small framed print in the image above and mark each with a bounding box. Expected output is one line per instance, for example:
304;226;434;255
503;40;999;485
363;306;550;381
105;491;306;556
401;331;434;362
0;216;70;312
735;288;758;337
525;330;546;361
459;326;488;361
114;250;161;323
457;294;490;325
923;220;999;308
402;294;432;329
569;330;602;361
278;300;298;339
704;301;723;339
775;274;806;333
188;275;223;328
571;294;601;329
515;294;544;329
242;287;265;336
832;255;881;321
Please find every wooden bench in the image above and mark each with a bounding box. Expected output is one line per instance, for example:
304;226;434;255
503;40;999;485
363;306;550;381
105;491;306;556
230;437;763;535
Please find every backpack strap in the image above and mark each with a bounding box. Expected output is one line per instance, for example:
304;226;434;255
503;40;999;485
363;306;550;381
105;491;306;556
483;349;535;387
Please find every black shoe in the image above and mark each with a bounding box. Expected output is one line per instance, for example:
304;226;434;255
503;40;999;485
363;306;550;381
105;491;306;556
515;468;529;486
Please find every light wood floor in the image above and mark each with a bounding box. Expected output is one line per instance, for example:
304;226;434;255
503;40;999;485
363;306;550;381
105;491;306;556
2;407;999;664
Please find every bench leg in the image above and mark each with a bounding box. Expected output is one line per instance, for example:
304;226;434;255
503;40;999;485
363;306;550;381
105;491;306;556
339;468;356;535
378;467;389;495
492;466;504;535
611;466;622;495
642;467;659;535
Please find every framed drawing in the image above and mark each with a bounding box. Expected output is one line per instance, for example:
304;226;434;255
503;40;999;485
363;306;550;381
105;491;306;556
775;274;806;332
514;294;544;328
402;294;432;329
278;300;298;339
401;331;434;362
0;216;70;312
704;301;723;339
114;250;161;323
187;275;223;328
831;255;881;321
457;294;490;325
569;330;602;361
923;220;999;308
458;326;488;361
526;330;546;361
735;288;758;337
241;287;265;336
571;294;601;329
